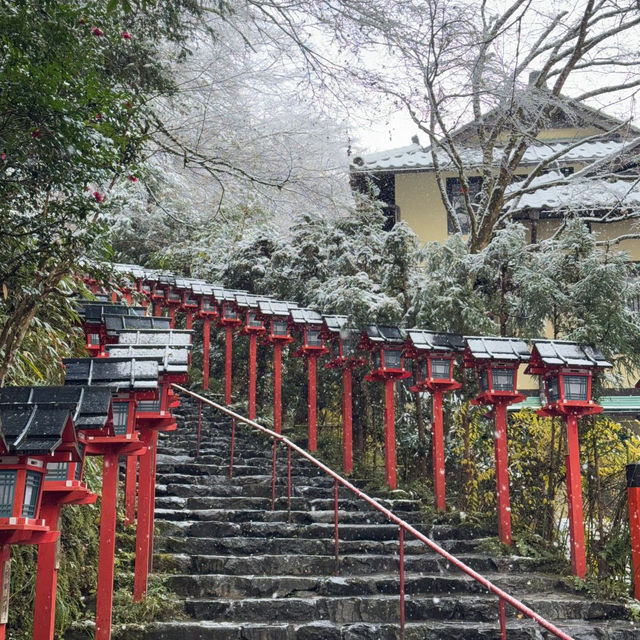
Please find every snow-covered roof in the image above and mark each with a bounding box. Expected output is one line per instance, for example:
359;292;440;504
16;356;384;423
290;308;323;326
258;300;291;318
509;176;640;211
464;337;530;362
322;315;349;334
351;139;637;173
529;340;611;369
235;293;266;309
365;325;405;344
407;330;465;353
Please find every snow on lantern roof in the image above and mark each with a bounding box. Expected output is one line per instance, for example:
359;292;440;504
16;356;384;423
112;263;146;280
0;386;112;432
116;329;192;347
63;357;159;390
290;308;324;326
322;315;349;334
173;277;201;291
365;325;406;344
104;314;171;334
216;288;246;303
156;273;176;287
235;293;266;310
105;344;190;374
0;402;76;455
407;330;465;353
190;281;212;296
529;339;612;368
258;299;292;318
350;138;638;173
78;301;146;322
464;336;530;362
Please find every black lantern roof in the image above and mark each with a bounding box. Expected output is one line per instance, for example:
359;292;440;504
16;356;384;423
104;314;171;334
407;330;465;353
464;336;530;362
217;288;246;304
290;308;324;326
258;299;293;319
105;345;189;374
0;386;112;432
156;273;176;288
112;263;147;280
190;281;213;297
78;302;146;322
364;325;406;344
528;339;612;372
235;292;267;310
116;329;193;347
0;402;76;455
322;315;349;335
63;357;159;390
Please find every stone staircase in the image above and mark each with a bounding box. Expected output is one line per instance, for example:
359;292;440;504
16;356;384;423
137;399;638;639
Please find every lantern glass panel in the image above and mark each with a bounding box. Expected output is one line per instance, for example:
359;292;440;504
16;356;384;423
89;333;101;346
306;329;322;347
431;358;451;380
141;285;151;294
138;399;161;413
342;333;357;357
373;351;382;370
329;339;339;360
185;296;196;306
564;375;588;401
202;298;215;311
223;305;238;320
22;471;42;518
45;462;69;482
384;349;402;369
492;368;515;391
272;320;288;336
418;360;428;382
169;290;180;302
248;312;263;328
0;470;16;518
479;369;489;392
545;375;560;403
75;444;85;481
112;402;129;435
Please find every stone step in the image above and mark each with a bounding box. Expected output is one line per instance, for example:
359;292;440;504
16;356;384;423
179;592;629;624
156;535;493;556
154;473;335;488
106;619;640;640
154;552;565;577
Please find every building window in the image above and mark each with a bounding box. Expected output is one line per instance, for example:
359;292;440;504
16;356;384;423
445;177;483;235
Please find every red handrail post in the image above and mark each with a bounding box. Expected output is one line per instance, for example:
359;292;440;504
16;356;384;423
308;355;318;452
225;326;233;405
196;400;202;459
202;317;211;390
287;444;292;521
499;597;507;640
334;478;340;576
274;342;283;434
384;378;397;490
229;419;236;479
565;414;587;578
271;437;277;512
627;463;640;599
432;389;446;512
249;333;258;420
343;368;353;474
0;545;9;640
399;526;405;640
493;402;512;546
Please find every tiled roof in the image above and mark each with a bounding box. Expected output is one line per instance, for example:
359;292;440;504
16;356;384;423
322;315;349;334
104;314;171;334
116;330;192;346
530;340;612;368
365;325;405;344
63;357;159;390
464;337;530;361
105;345;190;374
407;330;465;353
290;308;324;326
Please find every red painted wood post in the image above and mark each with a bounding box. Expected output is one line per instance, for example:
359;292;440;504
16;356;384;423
32;504;62;640
110;291;117;303
334;478;340;575
271;438;277;512
274;342;283;434
133;432;155;601
95;452;120;640
0;545;10;640
399;526;405;640
124;456;137;526
565;414;587;578
153;302;162;317
147;431;158;573
186;310;193;330
626;463;640;599
499;597;507;640
342;368;353;474
169;307;176;329
432;390;446;512
123;292;133;305
493;403;512;546
249;333;257;420
202;317;211;390
308;356;318;451
384;378;397;490
225;326;233;405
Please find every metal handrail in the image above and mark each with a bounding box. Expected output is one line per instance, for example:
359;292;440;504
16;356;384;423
172;384;575;640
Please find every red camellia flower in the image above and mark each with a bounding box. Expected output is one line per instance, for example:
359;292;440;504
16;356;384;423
91;27;103;36
127;175;138;183
93;191;103;203
124;101;132;109
1;153;6;160
31;130;42;139
122;31;131;39
96;113;102;121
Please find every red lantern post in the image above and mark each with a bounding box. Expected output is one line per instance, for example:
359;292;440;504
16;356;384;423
196;285;218;390
464;337;531;546
526;339;611;578
290;309;328;452
627;463;640;599
406;330;464;512
361;325;410;490
216;291;245;405
257;300;296;434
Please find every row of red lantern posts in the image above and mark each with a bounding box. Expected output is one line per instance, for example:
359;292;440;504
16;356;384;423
0;292;192;640
106;264;623;586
